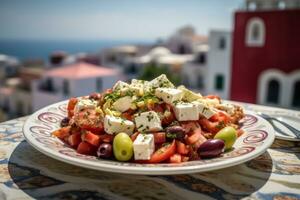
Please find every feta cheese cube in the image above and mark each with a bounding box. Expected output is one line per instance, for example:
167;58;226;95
113;96;133;112
133;134;155;160
177;85;202;101
149;74;175;89
174;102;199;121
74;99;98;113
113;81;130;91
192;101;214;119
104;115;135;135
217;103;235;115
192;101;216;119
155;88;183;104
134;111;162;132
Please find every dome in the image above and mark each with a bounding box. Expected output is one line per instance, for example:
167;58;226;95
148;47;171;58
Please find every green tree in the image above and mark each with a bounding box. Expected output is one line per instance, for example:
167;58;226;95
139;63;181;85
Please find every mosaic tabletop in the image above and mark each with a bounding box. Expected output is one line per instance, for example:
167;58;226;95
0;103;299;200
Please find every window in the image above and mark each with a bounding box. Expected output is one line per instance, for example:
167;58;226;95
245;18;265;47
219;37;226;50
215;74;224;90
178;44;187;54
266;79;280;104
195;53;206;64
96;78;103;91
16;101;23;116
62;79;69;96
292;80;300;108
197;75;204;89
45;78;54;91
126;63;137;74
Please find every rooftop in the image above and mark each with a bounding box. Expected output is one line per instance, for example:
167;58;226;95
45;62;119;79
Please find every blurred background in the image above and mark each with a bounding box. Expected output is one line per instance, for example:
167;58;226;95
0;0;299;122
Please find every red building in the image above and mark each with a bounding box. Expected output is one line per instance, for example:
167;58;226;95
230;2;300;109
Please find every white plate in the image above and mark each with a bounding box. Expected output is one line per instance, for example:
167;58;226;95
23;100;275;175
242;104;300;141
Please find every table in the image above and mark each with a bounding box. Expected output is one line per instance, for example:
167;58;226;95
0;104;299;200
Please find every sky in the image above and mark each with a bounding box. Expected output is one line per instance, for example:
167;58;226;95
0;0;243;41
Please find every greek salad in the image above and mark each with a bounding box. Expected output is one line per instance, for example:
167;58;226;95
52;74;245;163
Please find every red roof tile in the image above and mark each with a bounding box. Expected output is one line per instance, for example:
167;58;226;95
45;62;119;79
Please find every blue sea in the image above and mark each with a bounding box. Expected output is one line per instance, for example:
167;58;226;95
0;39;153;61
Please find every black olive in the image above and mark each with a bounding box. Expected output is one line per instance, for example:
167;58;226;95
60;117;70;127
97;143;112;159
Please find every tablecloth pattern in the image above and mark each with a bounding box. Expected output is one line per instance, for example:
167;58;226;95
0;105;299;200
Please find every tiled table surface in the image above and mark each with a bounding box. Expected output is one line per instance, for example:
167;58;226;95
0;103;299;200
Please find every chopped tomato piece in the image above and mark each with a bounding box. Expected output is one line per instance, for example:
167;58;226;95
152;132;166;144
67;97;78;118
130;132;140;142
176;141;189;155
68;133;81;147
187;128;202;144
77;142;95;155
210;111;231;124
181;122;200;135
121;109;135;121
52;126;71;139
198;118;220;134
148;140;176;163
99;134;114;143
74;109;104;134
205;95;221;102
150;103;164;113
82;131;100;146
170;154;182;163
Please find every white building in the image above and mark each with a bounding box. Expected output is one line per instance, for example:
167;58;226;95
166;25;208;54
125;46;193;79
181;44;209;93
0;54;20;81
205;30;232;99
32;62;123;111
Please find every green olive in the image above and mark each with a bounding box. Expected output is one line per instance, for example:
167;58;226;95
113;132;133;161
214;126;237;150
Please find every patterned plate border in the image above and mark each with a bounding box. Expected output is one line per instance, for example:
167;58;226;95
23;100;275;175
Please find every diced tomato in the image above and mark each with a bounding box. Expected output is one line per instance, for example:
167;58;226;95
181;122;200;134
81;124;104;135
130;132;140;142
68;133;82;147
205;95;221;102
176;141;189;155
74;109;104;134
210;111;231;124
67;97;78;118
169;154;182;163
148;140;176;163
198;118;220;134
187;128;202;144
99;134;114;143
82;131;100;146
52;126;71;139
150;103;164;113
121;109;135;121
77;142;95;155
152;132;166;144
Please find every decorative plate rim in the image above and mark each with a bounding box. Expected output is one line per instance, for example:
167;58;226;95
23;100;275;175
